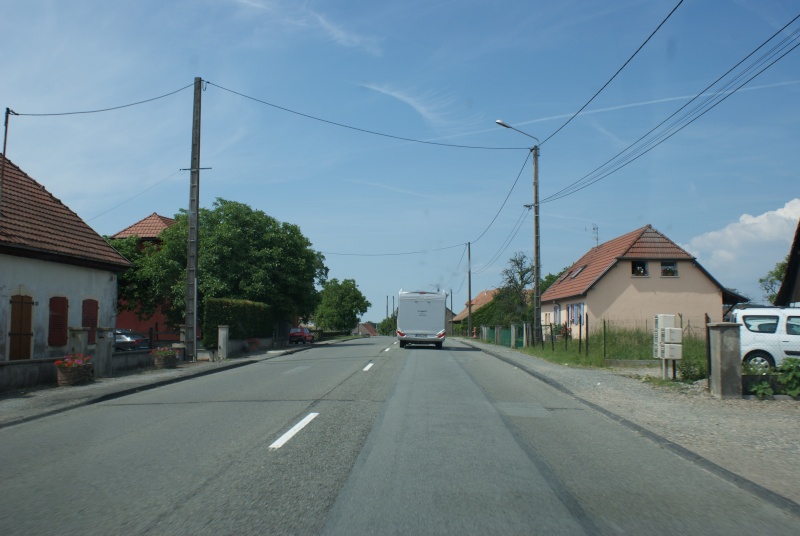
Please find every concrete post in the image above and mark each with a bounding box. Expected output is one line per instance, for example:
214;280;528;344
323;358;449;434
94;327;115;377
218;325;229;361
510;323;518;348
67;327;89;356
708;322;742;399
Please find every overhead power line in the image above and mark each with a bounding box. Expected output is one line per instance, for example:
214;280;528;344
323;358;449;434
204;81;526;151
13;83;195;116
473;206;530;275
320;242;465;257
541;11;800;204
540;0;684;146
470;150;531;244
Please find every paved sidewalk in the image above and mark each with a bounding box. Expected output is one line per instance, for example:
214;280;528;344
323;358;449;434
0;346;311;429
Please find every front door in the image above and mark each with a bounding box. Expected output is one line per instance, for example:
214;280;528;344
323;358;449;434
9;294;34;360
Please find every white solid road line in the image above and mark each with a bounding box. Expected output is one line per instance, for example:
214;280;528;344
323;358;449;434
269;413;319;450
363;363;374;371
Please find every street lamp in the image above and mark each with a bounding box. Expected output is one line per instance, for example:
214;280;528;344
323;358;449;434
496;120;542;346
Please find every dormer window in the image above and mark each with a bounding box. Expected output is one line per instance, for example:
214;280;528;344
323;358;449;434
570;266;585;279
632;261;648;277
661;261;678;277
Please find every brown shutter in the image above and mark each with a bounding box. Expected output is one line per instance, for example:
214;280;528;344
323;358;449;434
82;299;99;344
10;295;34;360
49;297;69;346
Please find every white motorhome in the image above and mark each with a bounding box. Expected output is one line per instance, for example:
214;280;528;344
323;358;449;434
396;290;447;349
729;307;800;368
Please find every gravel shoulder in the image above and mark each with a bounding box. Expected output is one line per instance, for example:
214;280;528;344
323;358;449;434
462;339;800;507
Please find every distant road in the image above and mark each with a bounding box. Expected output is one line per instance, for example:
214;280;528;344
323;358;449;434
2;337;797;535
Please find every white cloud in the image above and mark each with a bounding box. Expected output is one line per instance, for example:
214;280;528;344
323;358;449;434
683;199;800;301
307;10;381;56
359;83;477;132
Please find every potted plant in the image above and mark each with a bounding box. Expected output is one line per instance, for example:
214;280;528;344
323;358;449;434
151;347;179;369
54;354;94;386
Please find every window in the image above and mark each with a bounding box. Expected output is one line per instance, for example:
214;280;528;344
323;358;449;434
82;299;99;344
787;317;800;336
48;297;69;347
568;303;584;325
661;261;678;277
742;315;778;334
632;261;648;276
570;266;585;279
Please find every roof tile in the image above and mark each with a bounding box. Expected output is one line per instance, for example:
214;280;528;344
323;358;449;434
112;212;176;239
0;154;130;270
541;224;694;302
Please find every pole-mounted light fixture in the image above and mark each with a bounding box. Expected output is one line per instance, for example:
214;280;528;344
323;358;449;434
496;120;542;347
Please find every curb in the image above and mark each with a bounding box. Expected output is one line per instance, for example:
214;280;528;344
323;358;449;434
0;338;344;430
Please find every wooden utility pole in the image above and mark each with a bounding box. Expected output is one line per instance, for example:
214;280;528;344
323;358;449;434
185;77;202;360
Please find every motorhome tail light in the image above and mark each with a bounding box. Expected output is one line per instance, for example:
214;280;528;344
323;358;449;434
436;330;446;339
397;330;406;337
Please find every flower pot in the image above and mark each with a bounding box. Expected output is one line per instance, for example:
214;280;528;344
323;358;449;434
153;353;178;369
56;364;94;387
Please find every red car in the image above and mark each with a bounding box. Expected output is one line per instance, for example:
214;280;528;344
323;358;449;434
289;327;314;344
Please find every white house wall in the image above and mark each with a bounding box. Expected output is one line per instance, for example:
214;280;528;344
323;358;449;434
0;253;118;360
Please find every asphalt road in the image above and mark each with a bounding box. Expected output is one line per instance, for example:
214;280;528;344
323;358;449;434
1;337;797;535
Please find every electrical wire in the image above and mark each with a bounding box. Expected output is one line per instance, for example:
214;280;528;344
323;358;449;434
541;12;800;204
204;81;527;151
470;150;531;244
13;83;194;116
540;0;684;146
473;206;530;275
543;42;800;203
86;169;184;222
320;242;465;257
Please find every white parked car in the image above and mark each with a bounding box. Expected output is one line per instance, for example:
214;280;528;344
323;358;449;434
729;307;800;368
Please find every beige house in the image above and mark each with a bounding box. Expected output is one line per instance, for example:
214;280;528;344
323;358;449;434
541;225;745;339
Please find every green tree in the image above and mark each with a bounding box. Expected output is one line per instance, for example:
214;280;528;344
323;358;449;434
378;311;397;336
314;278;371;331
109;198;328;327
759;255;789;304
492;252;534;325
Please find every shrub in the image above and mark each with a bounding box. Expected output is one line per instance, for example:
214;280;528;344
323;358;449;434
776;357;800;397
676;351;707;382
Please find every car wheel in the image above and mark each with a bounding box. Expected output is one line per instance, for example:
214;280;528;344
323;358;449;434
744;351;775;370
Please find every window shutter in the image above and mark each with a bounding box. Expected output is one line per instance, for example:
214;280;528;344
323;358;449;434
48;297;69;346
82;299;99;344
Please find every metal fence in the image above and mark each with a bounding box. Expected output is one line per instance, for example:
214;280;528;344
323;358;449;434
476;313;714;361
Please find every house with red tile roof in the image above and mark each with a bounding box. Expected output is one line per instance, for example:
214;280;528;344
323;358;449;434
452;289;499;325
541;224;746;339
0;155;130;390
112;212;176;243
353;322;379;337
110;212;180;342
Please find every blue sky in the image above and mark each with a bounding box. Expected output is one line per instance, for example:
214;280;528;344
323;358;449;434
1;0;799;323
